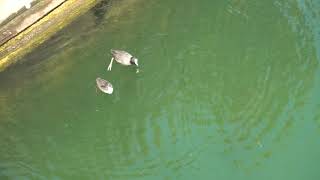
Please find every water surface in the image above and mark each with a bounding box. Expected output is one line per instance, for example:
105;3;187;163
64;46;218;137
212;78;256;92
1;0;320;179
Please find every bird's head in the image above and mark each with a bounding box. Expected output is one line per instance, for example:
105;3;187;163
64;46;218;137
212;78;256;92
130;57;139;66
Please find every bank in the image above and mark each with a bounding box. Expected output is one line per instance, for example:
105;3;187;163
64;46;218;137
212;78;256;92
0;0;101;72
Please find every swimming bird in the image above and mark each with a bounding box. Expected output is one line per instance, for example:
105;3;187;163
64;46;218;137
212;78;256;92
96;77;113;94
107;49;138;71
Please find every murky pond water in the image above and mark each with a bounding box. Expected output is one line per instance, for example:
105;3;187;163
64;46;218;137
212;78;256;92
1;0;320;179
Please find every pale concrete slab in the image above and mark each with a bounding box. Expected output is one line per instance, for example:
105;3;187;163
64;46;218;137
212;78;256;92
0;0;34;23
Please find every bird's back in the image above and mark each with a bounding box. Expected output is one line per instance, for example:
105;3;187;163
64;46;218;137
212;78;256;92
96;77;113;94
111;49;132;65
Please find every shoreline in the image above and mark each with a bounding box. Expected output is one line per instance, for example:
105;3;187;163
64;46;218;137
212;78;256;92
0;0;99;72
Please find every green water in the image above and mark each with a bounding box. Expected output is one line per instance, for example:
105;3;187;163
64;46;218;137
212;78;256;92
1;0;320;179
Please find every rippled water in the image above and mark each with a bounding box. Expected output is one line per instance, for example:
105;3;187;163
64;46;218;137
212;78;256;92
0;0;320;179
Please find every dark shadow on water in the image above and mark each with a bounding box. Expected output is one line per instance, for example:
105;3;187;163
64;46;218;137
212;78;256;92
91;0;111;25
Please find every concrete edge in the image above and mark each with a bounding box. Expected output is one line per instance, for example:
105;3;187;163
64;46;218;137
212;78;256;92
0;0;66;46
0;0;99;72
